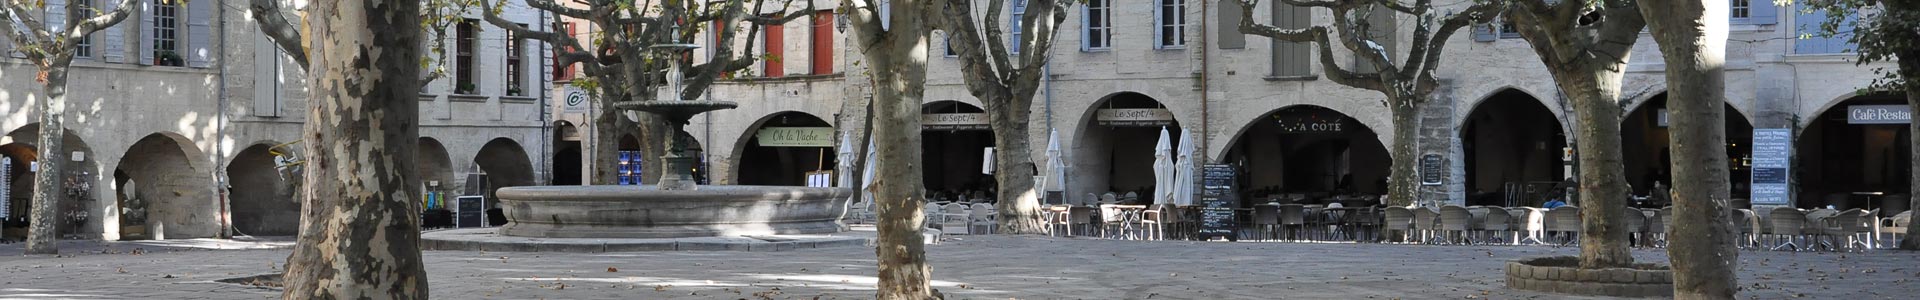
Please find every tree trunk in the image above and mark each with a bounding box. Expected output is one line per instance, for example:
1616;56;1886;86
1560;69;1635;268
1385;96;1421;206
868;44;935;300
1901;50;1920;250
1639;1;1739;298
279;0;429;297
25;66;71;255
987;99;1045;234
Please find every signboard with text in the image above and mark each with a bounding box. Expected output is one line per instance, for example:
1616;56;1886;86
1096;108;1175;126
1199;164;1238;239
756;127;835;147
922;113;989;130
1420;154;1443;186
1750;128;1792;206
1848;105;1911;124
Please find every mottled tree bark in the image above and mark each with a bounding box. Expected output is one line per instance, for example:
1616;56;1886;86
1637;0;1738;298
2;0;138;254
1506;0;1645;269
1384;98;1420;206
986;107;1044;233
844;0;936;297
1901;49;1920;250
276;0;429;297
937;0;1068;234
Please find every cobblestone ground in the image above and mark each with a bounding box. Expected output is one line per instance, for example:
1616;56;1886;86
2;235;1917;299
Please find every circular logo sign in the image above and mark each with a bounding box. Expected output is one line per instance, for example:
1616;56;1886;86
566;90;588;107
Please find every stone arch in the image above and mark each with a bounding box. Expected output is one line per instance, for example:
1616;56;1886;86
921;101;994;194
113;132;217;240
226;142;297;236
1459;89;1569;202
1793;93;1910;209
417;137;455;195
731;111;835;186
475;138;534;226
1455;86;1569;132
1068;92;1183;200
1221;105;1393;200
551;121;583;186
1620;92;1758;199
0;124;100;240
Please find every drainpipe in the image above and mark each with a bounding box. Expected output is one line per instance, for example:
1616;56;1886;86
1198;0;1210;163
539;11;551;186
215;3;233;239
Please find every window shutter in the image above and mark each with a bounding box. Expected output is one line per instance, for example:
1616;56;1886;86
253;31;281;117
4;17;22;58
1748;0;1778;25
185;0;210;67
102;0;125;62
1271;1;1309;77
138;0;154;65
1079;4;1090;51
1152;0;1163;49
47;0;67;35
1216;0;1245;49
1472;24;1495;42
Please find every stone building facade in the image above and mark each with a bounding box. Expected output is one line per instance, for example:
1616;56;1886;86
0;0;549;240
656;0;1895;209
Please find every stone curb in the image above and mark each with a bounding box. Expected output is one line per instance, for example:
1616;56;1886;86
420;229;876;253
1503;257;1674;298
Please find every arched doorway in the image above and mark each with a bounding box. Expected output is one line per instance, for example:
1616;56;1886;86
1073;92;1180;203
418;137;456;227
551;122;583;186
1224;105;1391;205
735;112;836;186
0;124;99;240
114;133;216;240
1622;93;1754;202
921;101;994;201
475;138;534;226
1796;94;1910;209
227;143;297;236
1462;90;1567;206
675;131;708;185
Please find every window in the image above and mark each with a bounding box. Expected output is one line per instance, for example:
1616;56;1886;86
1731;0;1750;19
75;0;94;57
763;20;783;78
455;19;476;94
506;23;526;96
553;22;576;81
1009;0;1025;54
943;31;958;57
1269;1;1310;77
810;11;834;75
1154;0;1186;49
1732;0;1777;25
152;0;180;66
1083;0;1110;50
1792;2;1852;54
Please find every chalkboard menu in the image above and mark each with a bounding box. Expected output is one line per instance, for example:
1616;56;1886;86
1420;154;1443;186
1199;164;1238;239
456;196;486;228
1750;129;1792;206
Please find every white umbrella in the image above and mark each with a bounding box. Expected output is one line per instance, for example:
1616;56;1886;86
1044;129;1067;192
1152;127;1174;205
1173;128;1197;206
860;136;877;209
837;132;857;189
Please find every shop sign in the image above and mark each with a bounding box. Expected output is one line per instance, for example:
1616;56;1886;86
1848;105;1911;124
1272;114;1346;133
1750;128;1792;206
1420;154;1443;186
1096;108;1174;126
757;127;835;147
562;87;591;114
922;113;989;130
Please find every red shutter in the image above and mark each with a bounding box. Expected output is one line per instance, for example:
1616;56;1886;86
811;11;834;75
553;22;576;81
763;22;784;78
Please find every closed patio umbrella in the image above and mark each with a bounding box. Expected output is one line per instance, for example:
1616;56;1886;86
1044;129;1067;192
1154;127;1174;205
1174;128;1196;206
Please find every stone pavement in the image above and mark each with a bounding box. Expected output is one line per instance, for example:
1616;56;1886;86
2;235;1918;299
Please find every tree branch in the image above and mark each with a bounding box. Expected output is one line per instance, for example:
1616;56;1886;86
250;0;310;70
1239;0;1316;42
1413;0;1500;95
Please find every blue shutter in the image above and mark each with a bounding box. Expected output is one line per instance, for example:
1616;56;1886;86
1471;23;1495;42
186;0;211;67
1079;4;1089;51
1152;0;1163;49
1794;2;1854;54
1748;0;1778;25
47;0;67;35
137;0;153;65
102;0;125;63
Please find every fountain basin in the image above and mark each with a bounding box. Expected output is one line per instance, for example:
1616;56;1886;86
497;185;852;238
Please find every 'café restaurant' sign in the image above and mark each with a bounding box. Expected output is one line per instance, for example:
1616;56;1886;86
1849;105;1911;124
757;127;834;147
922;113;989;130
1096;108;1175;126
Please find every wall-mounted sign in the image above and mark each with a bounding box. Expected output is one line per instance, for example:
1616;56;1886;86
756;127;835;147
1420;154;1443;186
1096;108;1175;126
1656;108;1668;127
562;87;591;113
1750;128;1792;206
1272;113;1346;133
922;113;989;130
1848;105;1911;124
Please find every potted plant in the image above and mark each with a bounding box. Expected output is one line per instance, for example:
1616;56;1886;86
155;50;184;66
456;82;477;94
506;86;523;96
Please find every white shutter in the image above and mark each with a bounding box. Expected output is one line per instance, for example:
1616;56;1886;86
1152;0;1163;49
137;0;153;65
47;0;67;35
253;31;281;117
1078;4;1088;51
185;0;210;67
102;0;125;62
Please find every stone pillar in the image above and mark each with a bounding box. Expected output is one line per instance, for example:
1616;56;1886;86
1419;81;1465;206
1751;58;1799;208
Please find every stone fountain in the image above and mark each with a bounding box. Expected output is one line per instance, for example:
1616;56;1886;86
493;100;853;239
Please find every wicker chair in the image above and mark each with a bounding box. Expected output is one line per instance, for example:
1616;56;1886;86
1766;207;1810;251
942;203;972;235
1279;204;1308;241
1825;209;1871;251
1734;209;1762;249
1411;207;1441;244
1511;207;1546;245
1383;207;1414;243
1480;207;1512;245
1545;206;1582;246
1615;208;1646;248
1253;204;1281;241
1439;206;1476;245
